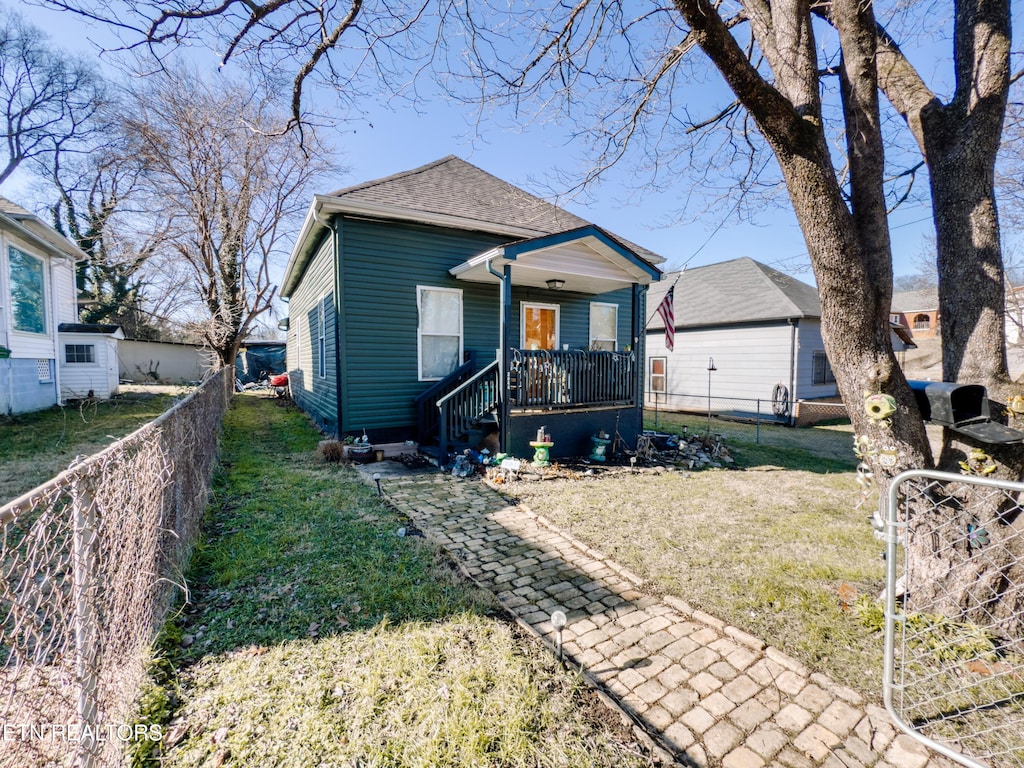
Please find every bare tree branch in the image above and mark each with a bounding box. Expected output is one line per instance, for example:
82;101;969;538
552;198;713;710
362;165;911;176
0;6;106;186
119;64;340;364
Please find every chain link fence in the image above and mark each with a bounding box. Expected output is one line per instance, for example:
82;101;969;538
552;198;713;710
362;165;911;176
884;470;1024;767
645;391;855;463
0;368;233;768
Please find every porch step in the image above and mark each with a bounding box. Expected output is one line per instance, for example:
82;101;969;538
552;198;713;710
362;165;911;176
420;441;471;461
471;411;499;427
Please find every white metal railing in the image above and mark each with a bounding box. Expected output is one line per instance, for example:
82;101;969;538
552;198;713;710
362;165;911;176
884;469;1024;768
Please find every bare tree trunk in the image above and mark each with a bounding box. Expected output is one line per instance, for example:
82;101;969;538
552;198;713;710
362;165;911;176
927;121;1009;393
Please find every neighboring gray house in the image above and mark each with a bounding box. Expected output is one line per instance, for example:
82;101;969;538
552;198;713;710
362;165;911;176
1;197;85;415
645;258;916;420
281;156;664;460
645;258;839;419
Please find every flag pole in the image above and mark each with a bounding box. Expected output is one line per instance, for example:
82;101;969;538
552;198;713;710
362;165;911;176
646;271;682;325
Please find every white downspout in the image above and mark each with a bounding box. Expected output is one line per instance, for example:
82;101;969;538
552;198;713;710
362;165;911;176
485;256;507;375
788;318;798;426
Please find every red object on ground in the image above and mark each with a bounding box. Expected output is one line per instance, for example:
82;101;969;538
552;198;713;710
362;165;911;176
269;373;288;387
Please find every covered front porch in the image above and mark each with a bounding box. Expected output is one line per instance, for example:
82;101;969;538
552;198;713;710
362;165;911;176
422;225;660;463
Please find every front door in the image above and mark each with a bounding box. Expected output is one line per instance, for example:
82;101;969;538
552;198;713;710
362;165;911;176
521;302;559;350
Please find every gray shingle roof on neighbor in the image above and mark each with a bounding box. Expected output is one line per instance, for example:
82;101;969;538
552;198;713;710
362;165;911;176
57;323;122;335
0;195;87;261
647;257;822;329
324;155;665;266
891;288;938;313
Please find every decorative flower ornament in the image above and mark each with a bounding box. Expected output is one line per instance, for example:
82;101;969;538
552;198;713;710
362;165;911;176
853;434;875;460
967;519;990;549
864;393;898;422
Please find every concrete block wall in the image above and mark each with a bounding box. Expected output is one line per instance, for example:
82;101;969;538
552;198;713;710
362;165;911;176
1;357;57;415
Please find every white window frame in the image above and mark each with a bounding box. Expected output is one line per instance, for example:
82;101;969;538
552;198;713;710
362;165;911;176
417;285;464;381
649;356;667;394
520;301;560;350
65;344;96;365
317;297;327;379
8;245;48;335
589;302;618;351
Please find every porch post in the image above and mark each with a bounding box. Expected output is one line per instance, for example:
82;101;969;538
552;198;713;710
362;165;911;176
632;283;645;434
500;265;512;452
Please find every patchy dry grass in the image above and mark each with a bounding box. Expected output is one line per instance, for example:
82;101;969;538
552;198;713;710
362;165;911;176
0;393;177;503
645;409;857;469
135;394;654;768
510;438;887;698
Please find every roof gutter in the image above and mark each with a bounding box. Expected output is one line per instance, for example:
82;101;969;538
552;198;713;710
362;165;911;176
0;210;86;263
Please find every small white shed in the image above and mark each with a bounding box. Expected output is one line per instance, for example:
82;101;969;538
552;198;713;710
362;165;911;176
58;323;124;400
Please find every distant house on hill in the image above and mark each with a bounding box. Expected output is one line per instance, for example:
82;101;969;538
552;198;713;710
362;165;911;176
891;288;939;340
280;155;664;460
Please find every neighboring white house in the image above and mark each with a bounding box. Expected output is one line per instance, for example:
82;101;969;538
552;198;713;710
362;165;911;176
58;323;125;400
646;258;836;422
645;258;915;423
1;196;85;415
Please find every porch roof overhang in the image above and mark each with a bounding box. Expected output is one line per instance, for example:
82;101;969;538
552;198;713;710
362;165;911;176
449;225;661;295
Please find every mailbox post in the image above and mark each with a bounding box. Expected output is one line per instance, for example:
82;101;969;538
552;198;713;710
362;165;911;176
908;380;1024;445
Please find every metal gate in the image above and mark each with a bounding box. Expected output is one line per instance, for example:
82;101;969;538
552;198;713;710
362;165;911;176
884;470;1024;767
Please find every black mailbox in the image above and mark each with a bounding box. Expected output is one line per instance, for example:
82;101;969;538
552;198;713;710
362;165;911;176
908;380;1024;445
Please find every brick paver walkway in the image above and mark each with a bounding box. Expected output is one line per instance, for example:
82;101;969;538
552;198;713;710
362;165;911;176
374;468;957;768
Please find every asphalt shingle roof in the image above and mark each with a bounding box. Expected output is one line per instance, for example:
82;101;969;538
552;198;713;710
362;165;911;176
329;155;592;234
325;155;664;265
891;288;938;313
0;195;85;261
647;257;821;329
0;196;34;218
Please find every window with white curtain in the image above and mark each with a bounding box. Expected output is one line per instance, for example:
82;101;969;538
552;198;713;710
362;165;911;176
589;302;618;351
417;286;463;380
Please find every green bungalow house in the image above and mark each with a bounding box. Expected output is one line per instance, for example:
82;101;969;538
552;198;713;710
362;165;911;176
280;156;664;461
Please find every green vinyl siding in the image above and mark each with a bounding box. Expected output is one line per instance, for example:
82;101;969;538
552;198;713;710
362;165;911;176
289;215;642;438
338;218;506;434
287;233;338;432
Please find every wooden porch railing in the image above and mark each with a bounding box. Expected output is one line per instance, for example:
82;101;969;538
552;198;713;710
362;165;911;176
509;348;636;409
436;360;500;462
413;352;475;446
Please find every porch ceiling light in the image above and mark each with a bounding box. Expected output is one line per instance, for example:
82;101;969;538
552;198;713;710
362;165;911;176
546;278;566;290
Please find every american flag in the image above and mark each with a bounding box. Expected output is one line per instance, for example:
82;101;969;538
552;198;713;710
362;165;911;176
656;287;675;351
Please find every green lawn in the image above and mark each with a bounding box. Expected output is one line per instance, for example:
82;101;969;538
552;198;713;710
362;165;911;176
0;393;177;504
134;394;654;768
512;414;886;697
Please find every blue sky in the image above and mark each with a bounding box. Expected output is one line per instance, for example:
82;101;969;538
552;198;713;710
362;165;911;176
5;2;959;283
